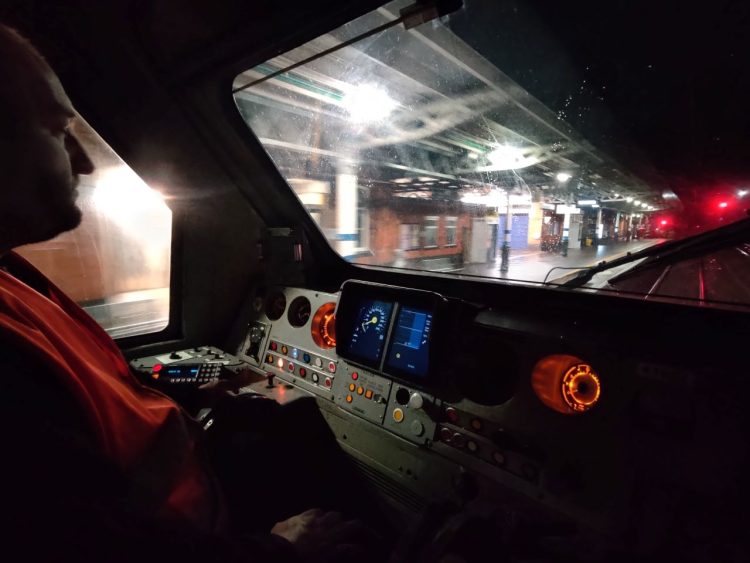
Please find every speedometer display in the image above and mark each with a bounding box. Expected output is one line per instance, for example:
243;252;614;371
344;299;394;366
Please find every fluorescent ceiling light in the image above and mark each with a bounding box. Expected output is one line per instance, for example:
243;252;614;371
626;197;634;202
342;84;396;123
577;199;597;205
556;172;572;182
486;145;538;170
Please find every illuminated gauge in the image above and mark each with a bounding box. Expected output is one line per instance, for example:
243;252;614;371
264;291;286;321
287;296;312;327
531;354;601;414
311;302;337;349
360;303;388;335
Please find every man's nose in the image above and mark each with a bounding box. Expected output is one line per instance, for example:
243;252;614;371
66;133;95;175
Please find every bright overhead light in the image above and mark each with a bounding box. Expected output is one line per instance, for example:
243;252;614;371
626;197;634;203
577;199;597;205
485;145;537;170
393;178;412;184
591;204;600;208
739;189;748;197
556;172;572;182
342;84;396;123
634;200;641;205
640;202;648;207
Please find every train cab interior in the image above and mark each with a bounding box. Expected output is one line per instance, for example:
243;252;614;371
2;0;748;561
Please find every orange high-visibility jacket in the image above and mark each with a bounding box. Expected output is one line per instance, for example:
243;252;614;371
0;252;221;531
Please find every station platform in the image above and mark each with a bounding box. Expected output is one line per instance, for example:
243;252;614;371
455;239;664;284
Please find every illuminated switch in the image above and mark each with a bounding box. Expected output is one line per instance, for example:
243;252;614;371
439;427;453;442
291;348;299;359
324;377;332;388
266;354;274;364
287;362;295;372
313;358;323;368
445;407;459;423
351;372;359;380
356;386;364;395
365;389;373;400
328;361;336;373
312;373;319;383
349;383;356;392
303;353;311;363
276;358;284;369
299;368;307;378
470;418;483;431
392;408;405;423
270;342;278;351
281;345;288;355
151;372;160;380
346;395;353;403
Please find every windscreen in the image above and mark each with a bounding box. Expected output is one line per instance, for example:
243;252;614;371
233;0;750;310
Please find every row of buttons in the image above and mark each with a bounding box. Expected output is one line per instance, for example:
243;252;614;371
265;353;332;388
345;383;375;403
445;407;484;432
168;376;216;384
268;341;336;373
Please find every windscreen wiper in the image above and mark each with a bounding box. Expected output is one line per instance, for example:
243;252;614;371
558;216;750;289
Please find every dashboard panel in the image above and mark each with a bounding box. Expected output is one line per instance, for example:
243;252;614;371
218;280;744;558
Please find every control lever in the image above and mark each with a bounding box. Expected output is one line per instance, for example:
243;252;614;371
266;372;276;388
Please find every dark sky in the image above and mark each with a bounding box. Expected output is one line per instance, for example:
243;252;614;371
446;0;750;204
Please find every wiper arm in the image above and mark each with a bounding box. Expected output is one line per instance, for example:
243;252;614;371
558;216;750;289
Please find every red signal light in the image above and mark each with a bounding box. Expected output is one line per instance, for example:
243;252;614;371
660;219;668;226
718;201;728;208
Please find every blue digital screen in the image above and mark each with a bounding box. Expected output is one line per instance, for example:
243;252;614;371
345;299;394;365
385;307;433;378
166;366;199;377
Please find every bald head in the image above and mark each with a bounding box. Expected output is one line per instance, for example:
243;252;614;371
0;23;94;253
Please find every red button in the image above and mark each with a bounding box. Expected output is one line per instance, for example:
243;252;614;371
287;362;294;372
351;372;359;380
445;407;459;423
153;364;163;373
328;362;336;374
270;342;278;351
299;368;307;377
325;378;332;387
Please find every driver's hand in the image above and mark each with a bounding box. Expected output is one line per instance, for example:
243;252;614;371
271;508;381;562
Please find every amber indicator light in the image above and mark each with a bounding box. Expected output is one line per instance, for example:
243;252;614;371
531;354;601;414
311;302;337;349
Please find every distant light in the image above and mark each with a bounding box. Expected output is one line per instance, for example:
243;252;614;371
739;190;748;197
626;197;634;203
556;172;572;183
342;84;396;123
614;193;620;198
591;204;600;208
660;219;668;225
418;177;433;182
634;200;641;205
718;201;728;208
468;152;480;160
577;199;597;205
640;202;648;208
393;178;412;184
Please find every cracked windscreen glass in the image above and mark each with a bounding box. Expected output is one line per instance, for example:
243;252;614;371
233;0;750;310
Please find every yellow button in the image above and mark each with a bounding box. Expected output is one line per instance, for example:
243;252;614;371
349;383;356;392
392;408;404;423
357;386;364;395
346;395;353;403
365;389;373;400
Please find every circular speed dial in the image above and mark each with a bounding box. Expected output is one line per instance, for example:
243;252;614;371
360;303;388;335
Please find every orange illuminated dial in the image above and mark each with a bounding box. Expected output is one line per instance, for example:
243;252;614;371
531;355;601;414
311;302;337;349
